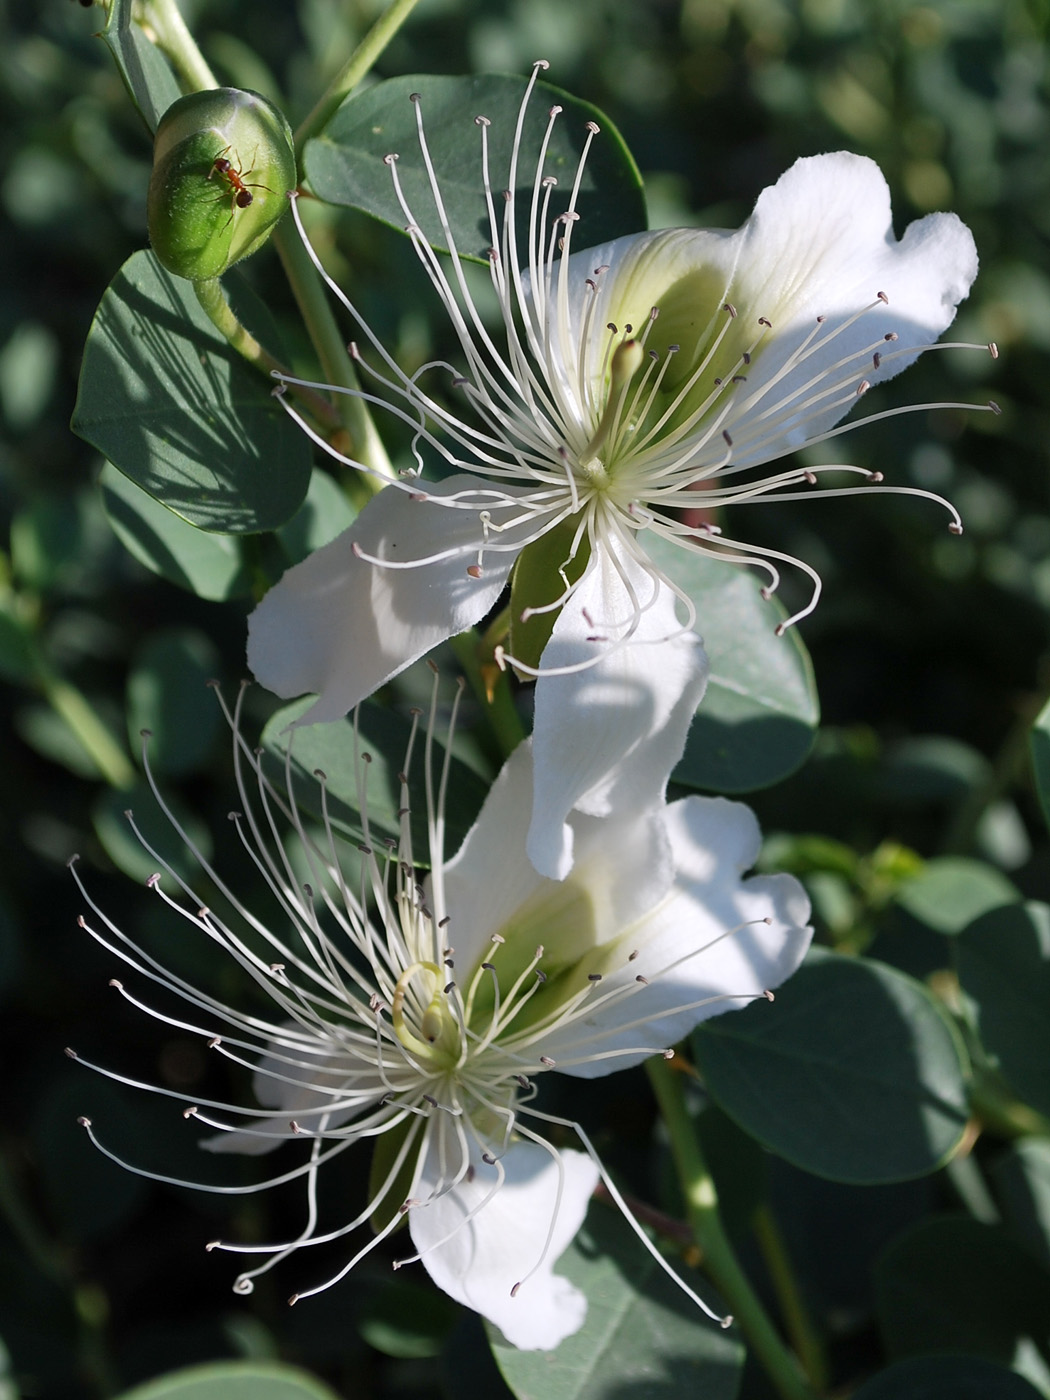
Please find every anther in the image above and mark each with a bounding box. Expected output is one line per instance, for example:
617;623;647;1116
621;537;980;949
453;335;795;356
539;1055;556;1067
109;978;123;990
884;331;898;342
856;379;870;396
872;352;882;369
635;974;649;985
439;916;451;929
208;1036;221;1049
948;521;964;535
989;400;1002;415
723;302;737;317
289;1293;300;1305
587;973;602;983
628;950;639;961
804;471;817;485
147;872;161;889
482;1152;497;1165
474;115;491;127
409;92;421;104
549;104;563;117
988;342;999;358
877;290;889;303
535;969;547;983
481;961;495;971
662;1048;675;1060
183;1105;199;1119
444;981;456;994
290;1120;301;1134
383;153;399;166
77;1116;92;1128
585;120;600;134
722;430;733;447
511;1282;522;1298
867;470;884;483
763;990;775;1002
516;1075;531;1089
423;1094;438;1107
467;564;483;579
758;316;772;327
65;1046;77;1058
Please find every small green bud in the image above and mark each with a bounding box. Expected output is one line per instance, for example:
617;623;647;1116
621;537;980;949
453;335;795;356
148;87;296;281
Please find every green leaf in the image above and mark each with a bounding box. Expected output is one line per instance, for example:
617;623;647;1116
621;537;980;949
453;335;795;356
260;700;489;862
114;1360;343;1400
992;1139;1050;1273
852;1355;1044;1400
101;0;182;134
0;608;36;685
92;780;213;886
100;461;252;600
358;1277;459;1359
874;1217;1050;1384
956;902;1050;1118
73;251;311;534
692;949;969;1183
126;629;222;777
640;534;818;792
491;1208;744;1400
305;73;646;262
895;857;1019;936
1032;694;1050;833
275;467;357;565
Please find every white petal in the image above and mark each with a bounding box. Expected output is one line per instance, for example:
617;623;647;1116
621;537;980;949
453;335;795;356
541;795;812;1078
527;538;708;880
440;739;674;977
569;152;978;465
409;1130;598;1350
202;1040;372;1156
248;475;532;723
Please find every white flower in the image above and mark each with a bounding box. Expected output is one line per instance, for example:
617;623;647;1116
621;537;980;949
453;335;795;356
249;63;992;878
69;684;812;1351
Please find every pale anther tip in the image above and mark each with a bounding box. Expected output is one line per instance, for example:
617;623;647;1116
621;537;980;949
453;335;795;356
534;58;550;69
409;92;421;103
948;521;964;536
868;470;884;483
774;622;787;638
663;1048;675;1060
109;977;123;990
549;105;563;117
586;120;600;134
288;1294;300;1306
764;990;775;1002
989;400;1002;415
721;1315;734;1329
856;379;871;396
65;1046;77;1058
383;152;399;165
988;342;999;358
474;114;490;127
77;1115;91;1128
466;564;483;579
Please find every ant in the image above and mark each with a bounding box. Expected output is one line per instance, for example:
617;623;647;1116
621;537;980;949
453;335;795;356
207;146;271;226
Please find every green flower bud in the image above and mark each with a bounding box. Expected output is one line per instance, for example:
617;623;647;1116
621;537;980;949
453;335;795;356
148;87;296;281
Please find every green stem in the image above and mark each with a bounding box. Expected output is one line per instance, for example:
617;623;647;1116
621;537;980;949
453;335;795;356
294;0;427;153
752;1204;829;1394
449;631;525;761
272;220;392;486
647;1058;819;1400
37;666;136;790
193;276;341;432
141;0;218;91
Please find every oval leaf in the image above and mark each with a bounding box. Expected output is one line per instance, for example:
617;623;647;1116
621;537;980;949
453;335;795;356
101;0;181;133
114;1360;342;1400
874;1217;1050;1378
261;700;489;862
692;949;969;1183
100;461;252;600
852;1355;1044;1400
126;629;222;777
73;251;311;534
305;73;645;262
642;533;819;792
491;1209;743;1400
956;901;1050;1118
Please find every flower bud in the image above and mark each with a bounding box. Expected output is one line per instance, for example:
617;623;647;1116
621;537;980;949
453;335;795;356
148;88;296;281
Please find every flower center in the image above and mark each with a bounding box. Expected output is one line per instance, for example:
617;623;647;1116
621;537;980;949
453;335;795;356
392;960;462;1069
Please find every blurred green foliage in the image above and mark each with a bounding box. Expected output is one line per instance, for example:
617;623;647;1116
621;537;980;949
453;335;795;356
2;0;1050;1397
